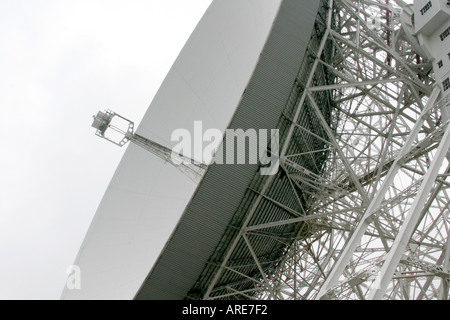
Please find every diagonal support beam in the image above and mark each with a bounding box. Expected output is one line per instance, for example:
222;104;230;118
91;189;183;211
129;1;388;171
368;120;450;299
317;87;442;299
306;90;370;203
242;234;279;300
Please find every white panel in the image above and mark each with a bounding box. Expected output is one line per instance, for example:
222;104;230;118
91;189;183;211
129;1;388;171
62;0;282;300
434;51;450;83
414;0;450;35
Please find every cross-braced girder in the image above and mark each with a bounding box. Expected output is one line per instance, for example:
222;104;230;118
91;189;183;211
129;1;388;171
189;0;449;300
266;0;449;300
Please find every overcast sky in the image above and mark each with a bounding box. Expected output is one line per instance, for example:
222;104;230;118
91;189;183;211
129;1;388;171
0;0;212;300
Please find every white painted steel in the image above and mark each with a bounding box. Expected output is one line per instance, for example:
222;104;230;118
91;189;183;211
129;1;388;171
62;0;282;300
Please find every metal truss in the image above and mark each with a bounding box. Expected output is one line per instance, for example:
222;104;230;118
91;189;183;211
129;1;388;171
203;0;450;300
92;110;206;183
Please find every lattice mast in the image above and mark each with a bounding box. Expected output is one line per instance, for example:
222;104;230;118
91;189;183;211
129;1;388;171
91;110;206;183
270;0;450;300
200;0;449;300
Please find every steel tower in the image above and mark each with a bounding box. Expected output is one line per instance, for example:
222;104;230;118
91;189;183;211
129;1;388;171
243;0;450;300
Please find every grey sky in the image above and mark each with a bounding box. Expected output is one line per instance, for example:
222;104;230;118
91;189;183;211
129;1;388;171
0;0;212;300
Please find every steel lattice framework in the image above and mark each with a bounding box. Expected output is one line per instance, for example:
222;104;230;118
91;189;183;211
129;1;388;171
198;0;450;300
